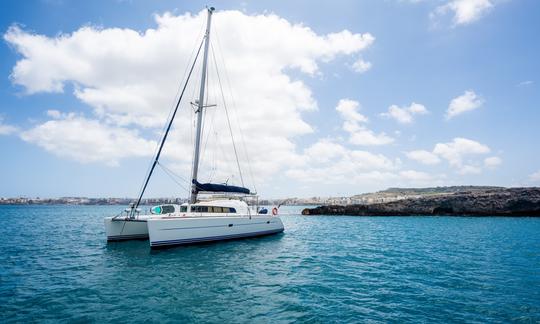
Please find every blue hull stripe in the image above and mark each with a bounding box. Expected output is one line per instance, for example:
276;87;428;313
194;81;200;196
161;220;278;231
107;233;149;241
150;228;283;247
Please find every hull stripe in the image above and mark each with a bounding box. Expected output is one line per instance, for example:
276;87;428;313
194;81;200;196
107;233;149;241
159;220;279;231
150;228;283;247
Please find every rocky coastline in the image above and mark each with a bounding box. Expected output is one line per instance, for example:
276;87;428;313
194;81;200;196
302;187;540;216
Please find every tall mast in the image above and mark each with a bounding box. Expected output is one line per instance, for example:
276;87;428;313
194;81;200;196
190;6;215;204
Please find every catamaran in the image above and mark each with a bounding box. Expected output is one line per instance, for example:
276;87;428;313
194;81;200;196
104;7;284;248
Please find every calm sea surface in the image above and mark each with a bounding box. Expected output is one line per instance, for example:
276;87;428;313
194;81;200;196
0;205;539;323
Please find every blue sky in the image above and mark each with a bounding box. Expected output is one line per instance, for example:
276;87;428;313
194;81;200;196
0;0;539;198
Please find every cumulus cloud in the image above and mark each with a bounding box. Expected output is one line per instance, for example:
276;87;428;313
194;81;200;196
406;150;441;165
286;139;440;188
433;137;490;167
5;10;376;186
432;0;493;26
0;117;18;135
289;140;394;181
446;90;484;119
381;102;428;124
351;57;372;73
457;165;482;175
484;156;502;168
20;114;156;166
407;137;498;175
336;99;368;123
335;99;394;146
399;170;435;182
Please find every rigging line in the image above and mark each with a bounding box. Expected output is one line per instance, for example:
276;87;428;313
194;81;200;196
157;160;189;183
198;56;212;169
199;98;217;175
133;28;205;209
213;25;257;193
210;41;245;187
199;50;221;179
196;93;206;173
191;51;211;183
157;162;190;194
132;36;205;215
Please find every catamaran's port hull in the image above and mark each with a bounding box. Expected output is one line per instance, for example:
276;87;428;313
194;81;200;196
148;216;284;248
105;217;149;241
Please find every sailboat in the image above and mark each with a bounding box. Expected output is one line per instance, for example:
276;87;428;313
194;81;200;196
104;7;284;248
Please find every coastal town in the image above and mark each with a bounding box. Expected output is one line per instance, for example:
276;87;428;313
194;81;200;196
1;186;502;206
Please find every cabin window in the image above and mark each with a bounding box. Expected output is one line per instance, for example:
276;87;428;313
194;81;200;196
161;205;175;214
180;206;187;212
191;206;209;212
189;206;236;213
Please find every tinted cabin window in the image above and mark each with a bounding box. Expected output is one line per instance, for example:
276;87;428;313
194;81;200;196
180;206;187;212
189;206;237;213
161;205;175;214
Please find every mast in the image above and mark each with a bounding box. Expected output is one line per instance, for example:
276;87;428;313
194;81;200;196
190;6;215;204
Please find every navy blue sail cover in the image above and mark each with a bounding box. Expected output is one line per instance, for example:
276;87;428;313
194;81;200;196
193;180;250;194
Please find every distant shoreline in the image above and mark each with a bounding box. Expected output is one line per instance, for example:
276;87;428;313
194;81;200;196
302;187;540;217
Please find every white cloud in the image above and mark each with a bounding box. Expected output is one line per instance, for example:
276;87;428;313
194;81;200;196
432;0;493;26
0;117;18;135
457;164;482;175
20;114;156;166
303;138;347;163
408;137;496;175
433;137;490;167
286;139;441;188
406;150;441;165
484;156;502;168
529;171;540;182
336;99;368;123
349;128;395;146
399;170;435;182
335;99;394;146
351;57;372;73
288;139;397;183
5;10;375;186
446;90;484;119
381;102;428;124
46;110;63;119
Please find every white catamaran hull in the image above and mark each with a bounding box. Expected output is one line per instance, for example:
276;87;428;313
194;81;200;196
105;216;150;241
147;215;284;248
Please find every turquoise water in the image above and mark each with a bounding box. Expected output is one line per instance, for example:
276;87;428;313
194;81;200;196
1;205;539;323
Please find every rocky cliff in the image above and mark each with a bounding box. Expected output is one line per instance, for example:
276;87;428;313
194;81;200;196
302;187;540;216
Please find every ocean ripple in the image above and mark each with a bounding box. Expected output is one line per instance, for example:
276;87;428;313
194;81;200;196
0;205;539;323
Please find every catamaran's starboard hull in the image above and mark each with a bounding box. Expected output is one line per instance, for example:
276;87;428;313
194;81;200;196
105;217;149;241
147;216;284;248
